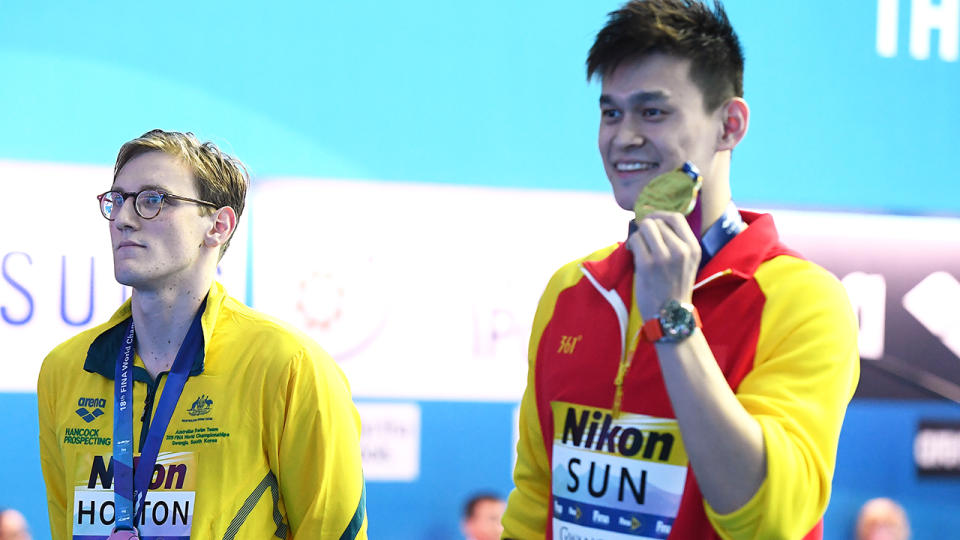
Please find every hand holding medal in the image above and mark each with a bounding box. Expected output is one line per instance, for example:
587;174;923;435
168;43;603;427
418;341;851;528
626;160;704;322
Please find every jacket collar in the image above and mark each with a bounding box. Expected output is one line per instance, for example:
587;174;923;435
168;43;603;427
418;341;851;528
699;211;790;279
83;281;229;380
582;210;788;292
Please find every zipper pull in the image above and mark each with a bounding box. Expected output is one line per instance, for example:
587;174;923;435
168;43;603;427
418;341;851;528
612;358;629;418
613;329;642;418
612;383;624;418
141;388;155;423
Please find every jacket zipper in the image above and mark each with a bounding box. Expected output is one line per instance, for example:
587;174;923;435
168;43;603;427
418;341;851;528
579;265;631;416
138;373;166;452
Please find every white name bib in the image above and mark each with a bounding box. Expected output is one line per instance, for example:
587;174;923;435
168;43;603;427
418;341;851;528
550;402;688;540
73;452;197;540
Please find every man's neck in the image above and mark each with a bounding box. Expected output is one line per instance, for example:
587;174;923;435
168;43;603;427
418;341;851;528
697;152;734;236
131;280;210;380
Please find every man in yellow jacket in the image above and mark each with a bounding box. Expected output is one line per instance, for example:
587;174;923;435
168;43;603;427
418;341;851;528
38;129;367;539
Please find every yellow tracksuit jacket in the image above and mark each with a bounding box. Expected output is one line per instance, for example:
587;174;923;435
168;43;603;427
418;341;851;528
38;281;367;539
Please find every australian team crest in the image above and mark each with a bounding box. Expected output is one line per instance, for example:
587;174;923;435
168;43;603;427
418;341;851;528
187;394;214;417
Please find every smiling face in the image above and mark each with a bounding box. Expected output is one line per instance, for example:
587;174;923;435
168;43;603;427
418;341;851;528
598;53;725;212
109;151;216;292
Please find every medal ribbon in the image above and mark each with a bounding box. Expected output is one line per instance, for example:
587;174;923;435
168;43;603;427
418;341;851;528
112;302;205;533
698;200;746;268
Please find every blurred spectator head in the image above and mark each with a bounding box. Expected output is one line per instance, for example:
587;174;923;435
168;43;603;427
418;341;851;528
0;508;31;540
856;497;910;540
462;493;505;540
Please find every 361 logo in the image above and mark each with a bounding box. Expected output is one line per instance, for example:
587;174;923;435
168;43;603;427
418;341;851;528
558;335;583;355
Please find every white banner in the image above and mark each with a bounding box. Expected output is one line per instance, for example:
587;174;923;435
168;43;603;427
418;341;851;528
249;178;628;401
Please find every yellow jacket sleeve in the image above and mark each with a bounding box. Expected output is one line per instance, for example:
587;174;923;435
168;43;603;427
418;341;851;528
503;253;607;539
273;346;368;539
502;364;551;539
38;350;68;540
705;256;860;539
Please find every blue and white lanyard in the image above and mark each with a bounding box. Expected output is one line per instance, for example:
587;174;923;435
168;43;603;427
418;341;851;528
112;305;204;533
698;201;746;268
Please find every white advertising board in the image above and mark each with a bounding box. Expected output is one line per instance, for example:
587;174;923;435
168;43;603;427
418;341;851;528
356;402;422;481
249;178;628;401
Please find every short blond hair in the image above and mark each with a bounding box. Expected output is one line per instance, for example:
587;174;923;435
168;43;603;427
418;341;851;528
114;129;249;256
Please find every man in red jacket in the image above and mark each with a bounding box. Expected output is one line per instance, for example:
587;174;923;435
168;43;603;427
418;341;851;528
502;1;859;538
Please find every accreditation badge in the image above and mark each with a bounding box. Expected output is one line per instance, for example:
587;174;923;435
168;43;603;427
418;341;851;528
550;402;688;540
73;452;197;540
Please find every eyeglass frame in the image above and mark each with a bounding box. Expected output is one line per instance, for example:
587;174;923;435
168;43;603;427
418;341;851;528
96;189;220;221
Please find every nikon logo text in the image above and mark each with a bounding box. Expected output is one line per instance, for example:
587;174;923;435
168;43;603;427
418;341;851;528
562;407;674;461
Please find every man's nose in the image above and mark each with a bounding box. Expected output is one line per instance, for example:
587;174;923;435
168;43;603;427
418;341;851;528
613;117;645;149
111;195;140;228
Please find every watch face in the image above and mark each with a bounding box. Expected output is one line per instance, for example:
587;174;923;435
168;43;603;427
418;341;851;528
660;300;696;341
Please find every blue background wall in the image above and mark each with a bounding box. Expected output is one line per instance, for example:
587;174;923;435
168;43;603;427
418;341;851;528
2;1;959;538
2;0;958;213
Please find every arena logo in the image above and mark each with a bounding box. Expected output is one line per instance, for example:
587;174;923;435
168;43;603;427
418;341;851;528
76;397;108;424
75;407;104;423
78;398;107;409
877;0;959;61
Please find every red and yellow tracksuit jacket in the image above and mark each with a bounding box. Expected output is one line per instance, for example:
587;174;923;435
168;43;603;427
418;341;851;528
503;211;859;540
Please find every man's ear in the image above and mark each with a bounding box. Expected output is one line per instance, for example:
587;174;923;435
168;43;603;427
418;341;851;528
716;97;750;152
204;206;237;248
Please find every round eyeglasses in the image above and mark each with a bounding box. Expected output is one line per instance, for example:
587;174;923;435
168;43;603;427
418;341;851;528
97;189;219;220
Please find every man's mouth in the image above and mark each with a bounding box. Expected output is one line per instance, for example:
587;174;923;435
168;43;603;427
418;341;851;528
615;161;659;172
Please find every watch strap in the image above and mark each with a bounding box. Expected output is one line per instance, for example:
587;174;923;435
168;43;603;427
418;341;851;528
640;317;664;342
640;304;702;343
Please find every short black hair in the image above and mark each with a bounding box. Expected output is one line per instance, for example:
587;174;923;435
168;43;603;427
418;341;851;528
587;0;744;111
463;493;503;519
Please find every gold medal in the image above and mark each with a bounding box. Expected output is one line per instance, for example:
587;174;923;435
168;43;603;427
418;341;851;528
633;162;703;222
